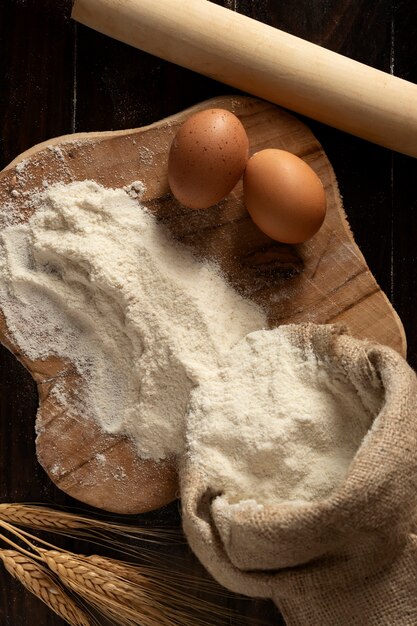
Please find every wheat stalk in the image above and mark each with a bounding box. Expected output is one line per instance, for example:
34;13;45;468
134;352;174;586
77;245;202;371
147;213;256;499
41;549;186;626
0;503;177;538
0;504;220;591
0;549;91;626
0;504;257;626
0;504;88;531
88;553;153;588
0;503;180;563
88;553;241;619
71;552;235;622
40;549;235;626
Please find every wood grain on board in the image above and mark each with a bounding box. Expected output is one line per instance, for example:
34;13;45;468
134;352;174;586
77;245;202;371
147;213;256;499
0;96;405;515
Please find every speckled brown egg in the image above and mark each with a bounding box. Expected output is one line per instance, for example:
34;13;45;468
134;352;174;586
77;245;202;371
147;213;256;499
168;108;249;209
243;149;327;244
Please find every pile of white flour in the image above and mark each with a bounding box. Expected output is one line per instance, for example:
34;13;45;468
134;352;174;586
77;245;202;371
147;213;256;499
0;180;265;459
0;180;382;504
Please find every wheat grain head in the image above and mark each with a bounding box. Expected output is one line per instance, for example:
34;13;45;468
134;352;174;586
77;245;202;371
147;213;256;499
0;549;91;626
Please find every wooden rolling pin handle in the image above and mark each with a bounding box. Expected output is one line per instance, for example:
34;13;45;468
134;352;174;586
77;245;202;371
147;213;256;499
72;0;417;157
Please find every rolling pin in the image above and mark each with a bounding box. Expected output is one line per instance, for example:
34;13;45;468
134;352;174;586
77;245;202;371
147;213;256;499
72;0;417;157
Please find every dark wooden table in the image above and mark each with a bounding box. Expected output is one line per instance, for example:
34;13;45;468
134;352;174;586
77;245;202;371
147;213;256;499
1;1;417;624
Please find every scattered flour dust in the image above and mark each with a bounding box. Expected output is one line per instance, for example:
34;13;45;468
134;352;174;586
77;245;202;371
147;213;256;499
0;180;383;505
0;180;266;460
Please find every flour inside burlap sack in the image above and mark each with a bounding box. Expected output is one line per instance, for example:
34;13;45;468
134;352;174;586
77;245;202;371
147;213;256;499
181;325;417;626
186;325;383;505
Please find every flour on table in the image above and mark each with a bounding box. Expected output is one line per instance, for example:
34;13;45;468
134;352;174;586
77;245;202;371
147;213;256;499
186;326;383;504
0;180;266;460
0;179;383;504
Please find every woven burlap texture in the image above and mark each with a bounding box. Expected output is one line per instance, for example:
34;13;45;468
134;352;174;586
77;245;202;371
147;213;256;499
181;324;417;625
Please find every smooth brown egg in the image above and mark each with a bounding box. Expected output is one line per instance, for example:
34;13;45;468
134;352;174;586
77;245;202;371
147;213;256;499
168;108;249;209
243;149;327;244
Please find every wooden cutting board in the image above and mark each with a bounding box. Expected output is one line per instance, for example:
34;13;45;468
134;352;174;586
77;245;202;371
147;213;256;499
0;96;405;514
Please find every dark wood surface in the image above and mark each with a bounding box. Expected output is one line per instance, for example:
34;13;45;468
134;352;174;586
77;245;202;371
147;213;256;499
1;1;417;624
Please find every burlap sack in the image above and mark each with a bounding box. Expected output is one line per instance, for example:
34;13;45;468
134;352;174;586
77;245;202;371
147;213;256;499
181;324;417;625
